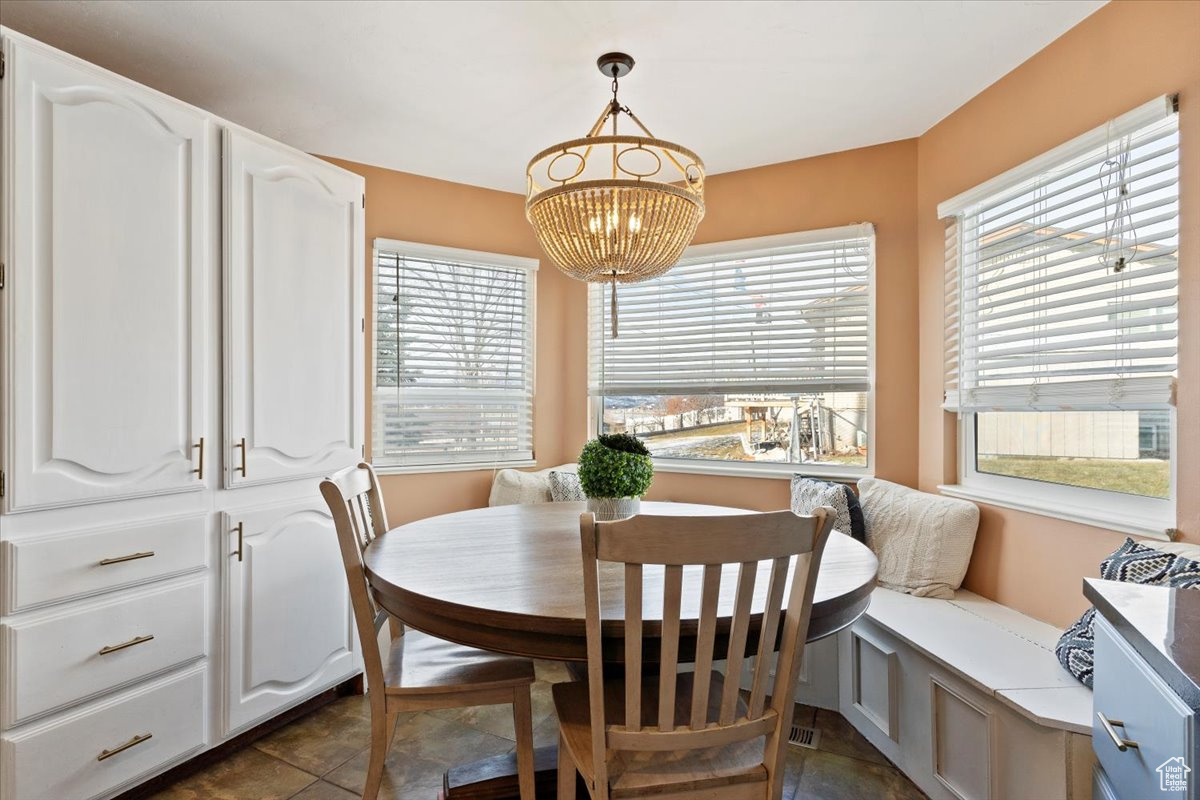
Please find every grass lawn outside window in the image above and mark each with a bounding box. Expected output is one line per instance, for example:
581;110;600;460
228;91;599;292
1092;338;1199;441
977;455;1170;499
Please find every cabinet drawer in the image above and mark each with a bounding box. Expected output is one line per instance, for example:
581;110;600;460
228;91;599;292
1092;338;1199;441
1;665;205;800
3;579;207;727
3;514;208;612
1093;615;1193;799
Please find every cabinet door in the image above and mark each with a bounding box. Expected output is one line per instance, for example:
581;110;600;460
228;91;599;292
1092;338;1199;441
4;37;213;512
1093;616;1193;800
222;499;357;733
223;129;364;488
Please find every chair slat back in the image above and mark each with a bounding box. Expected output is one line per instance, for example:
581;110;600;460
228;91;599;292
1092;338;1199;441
579;508;834;796
320;462;392;693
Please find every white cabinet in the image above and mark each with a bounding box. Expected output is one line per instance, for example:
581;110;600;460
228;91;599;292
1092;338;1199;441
3;38;213;512
3;577;207;727
0;28;366;800
1;514;209;613
221;499;357;734
1;666;206;800
223;129;364;488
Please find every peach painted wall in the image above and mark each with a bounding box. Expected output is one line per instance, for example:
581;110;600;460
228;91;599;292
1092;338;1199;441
334;141;922;522
558;140;921;511
915;0;1200;627
320;157;575;525
327;0;1197;629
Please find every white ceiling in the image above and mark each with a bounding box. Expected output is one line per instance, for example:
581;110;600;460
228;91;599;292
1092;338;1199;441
0;0;1105;193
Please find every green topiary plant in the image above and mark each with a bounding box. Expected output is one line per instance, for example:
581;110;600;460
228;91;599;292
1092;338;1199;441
577;433;654;499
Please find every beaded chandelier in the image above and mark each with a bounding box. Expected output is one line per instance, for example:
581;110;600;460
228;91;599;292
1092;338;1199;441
525;53;705;335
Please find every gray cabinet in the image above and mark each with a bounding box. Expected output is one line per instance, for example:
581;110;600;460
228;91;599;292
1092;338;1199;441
1093;615;1195;799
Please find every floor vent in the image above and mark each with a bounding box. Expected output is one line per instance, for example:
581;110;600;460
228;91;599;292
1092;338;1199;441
788;724;820;749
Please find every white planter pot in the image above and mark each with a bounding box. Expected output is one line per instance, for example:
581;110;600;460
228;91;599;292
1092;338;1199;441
586;496;641;521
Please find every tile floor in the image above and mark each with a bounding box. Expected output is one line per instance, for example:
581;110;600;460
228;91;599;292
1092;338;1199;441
150;661;927;800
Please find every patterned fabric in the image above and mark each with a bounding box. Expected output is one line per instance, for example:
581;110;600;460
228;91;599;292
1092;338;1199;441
1055;608;1098;688
548;470;585;502
856;478;979;599
1101;538;1200;586
789;476;865;542
1056;539;1200;687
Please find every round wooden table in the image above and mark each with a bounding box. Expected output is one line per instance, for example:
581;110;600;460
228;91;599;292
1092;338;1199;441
364;501;878;662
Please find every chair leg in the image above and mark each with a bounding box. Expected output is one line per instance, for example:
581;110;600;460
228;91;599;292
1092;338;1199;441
765;726;791;800
385;710;400;751
557;730;576;800
362;707;390;800
513;687;536;800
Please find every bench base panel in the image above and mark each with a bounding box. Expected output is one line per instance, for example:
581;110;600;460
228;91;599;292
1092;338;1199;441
835;615;1095;800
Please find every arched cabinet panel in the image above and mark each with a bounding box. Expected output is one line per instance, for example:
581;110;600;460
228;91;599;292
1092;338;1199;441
221;500;357;734
223;129;365;488
5;41;213;511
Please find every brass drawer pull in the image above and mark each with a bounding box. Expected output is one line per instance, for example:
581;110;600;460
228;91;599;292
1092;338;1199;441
1097;712;1139;751
98;551;155;566
97;732;152;761
233;437;247;477
233;521;244;562
192;437;205;480
98;634;155;655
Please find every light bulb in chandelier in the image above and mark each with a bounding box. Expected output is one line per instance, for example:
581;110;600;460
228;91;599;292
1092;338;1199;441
587;210;642;236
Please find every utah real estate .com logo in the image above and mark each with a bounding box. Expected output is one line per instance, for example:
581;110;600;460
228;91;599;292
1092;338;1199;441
1158;757;1191;793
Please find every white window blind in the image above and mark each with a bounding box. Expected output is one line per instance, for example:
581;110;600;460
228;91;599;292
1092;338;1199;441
588;224;874;396
942;96;1179;412
373;240;536;469
944;218;961;404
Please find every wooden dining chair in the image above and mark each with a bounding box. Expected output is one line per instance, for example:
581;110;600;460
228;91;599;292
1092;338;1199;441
320;462;537;800
554;508;835;800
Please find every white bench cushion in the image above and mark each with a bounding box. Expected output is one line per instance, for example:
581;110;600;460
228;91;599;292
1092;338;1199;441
863;587;1091;734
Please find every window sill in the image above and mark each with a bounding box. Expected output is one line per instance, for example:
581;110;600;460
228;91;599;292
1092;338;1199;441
652;458;869;483
937;483;1173;541
372;459;537;476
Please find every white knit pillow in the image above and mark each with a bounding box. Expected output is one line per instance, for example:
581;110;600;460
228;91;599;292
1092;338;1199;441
488;463;579;506
857;477;979;599
488;469;551;506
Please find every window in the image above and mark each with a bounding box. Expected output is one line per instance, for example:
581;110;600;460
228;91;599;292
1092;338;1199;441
372;239;536;471
941;96;1178;534
589;225;874;476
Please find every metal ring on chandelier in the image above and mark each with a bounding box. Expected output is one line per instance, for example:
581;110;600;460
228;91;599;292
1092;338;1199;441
616;145;661;179
546;150;587;184
526;135;704;182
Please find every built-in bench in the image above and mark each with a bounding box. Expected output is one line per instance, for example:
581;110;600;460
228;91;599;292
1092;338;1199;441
798;586;1095;800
